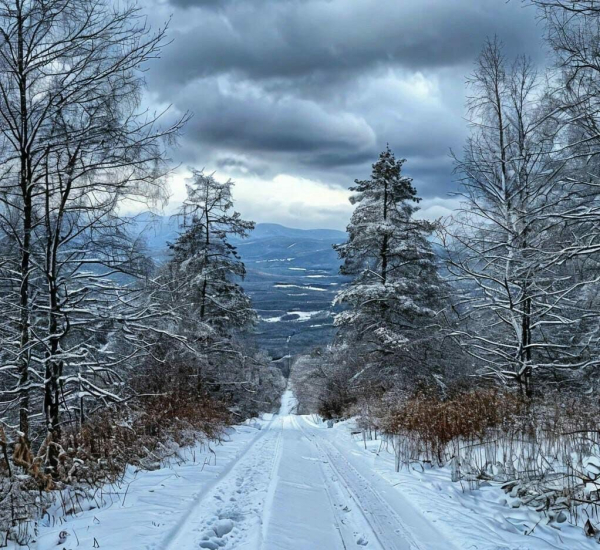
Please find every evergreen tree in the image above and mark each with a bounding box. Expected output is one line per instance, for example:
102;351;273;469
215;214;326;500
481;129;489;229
169;170;256;336
334;147;442;355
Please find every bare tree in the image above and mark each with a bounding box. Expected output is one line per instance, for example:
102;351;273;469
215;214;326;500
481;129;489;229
0;0;186;461
445;38;600;394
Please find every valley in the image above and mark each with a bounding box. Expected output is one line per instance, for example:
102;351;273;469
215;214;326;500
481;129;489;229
137;216;348;361
231;223;348;360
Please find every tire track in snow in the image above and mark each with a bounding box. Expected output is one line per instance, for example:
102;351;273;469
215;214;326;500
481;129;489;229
290;414;382;550
257;414;286;549
298;418;423;550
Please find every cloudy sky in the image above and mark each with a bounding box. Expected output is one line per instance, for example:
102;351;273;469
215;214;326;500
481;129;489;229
141;0;547;230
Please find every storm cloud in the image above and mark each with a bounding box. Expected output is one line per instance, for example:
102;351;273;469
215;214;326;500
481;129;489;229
142;0;547;228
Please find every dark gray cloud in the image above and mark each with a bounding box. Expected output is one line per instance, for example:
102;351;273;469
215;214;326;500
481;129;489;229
172;77;376;165
155;0;544;86
167;0;271;11
142;0;547;227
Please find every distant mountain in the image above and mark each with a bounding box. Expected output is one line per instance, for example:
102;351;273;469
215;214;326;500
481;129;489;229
130;216;348;361
246;223;346;241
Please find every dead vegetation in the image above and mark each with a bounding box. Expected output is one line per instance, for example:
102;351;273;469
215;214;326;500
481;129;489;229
0;366;233;546
352;387;600;533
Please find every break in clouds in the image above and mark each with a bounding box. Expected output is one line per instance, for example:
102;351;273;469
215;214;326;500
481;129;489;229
142;0;546;228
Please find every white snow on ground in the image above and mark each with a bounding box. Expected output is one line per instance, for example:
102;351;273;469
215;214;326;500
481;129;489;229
261;316;283;323
27;391;594;549
32;416;276;550
261;311;325;323
289;310;320;321
273;284;327;292
255;258;295;263
319;418;600;550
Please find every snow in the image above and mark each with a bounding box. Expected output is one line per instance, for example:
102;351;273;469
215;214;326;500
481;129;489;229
261;311;326;323
287;310;324;321
274;284;327;292
25;391;596;549
327;421;600;550
31;419;274;550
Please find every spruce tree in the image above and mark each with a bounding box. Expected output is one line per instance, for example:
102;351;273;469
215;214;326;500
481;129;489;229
169;170;256;336
334;147;442;354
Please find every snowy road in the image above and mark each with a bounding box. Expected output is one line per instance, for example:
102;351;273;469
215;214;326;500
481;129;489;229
35;390;449;550
161;390;446;550
35;391;597;550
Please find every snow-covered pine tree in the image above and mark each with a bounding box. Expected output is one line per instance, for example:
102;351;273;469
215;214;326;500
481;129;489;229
334;147;442;358
169;170;257;336
159;171;266;409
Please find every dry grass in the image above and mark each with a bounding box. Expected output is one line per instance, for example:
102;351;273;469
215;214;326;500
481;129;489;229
360;387;600;530
378;388;524;466
0;363;233;546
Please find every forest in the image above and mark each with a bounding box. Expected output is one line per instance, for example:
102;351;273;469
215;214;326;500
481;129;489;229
2;0;600;548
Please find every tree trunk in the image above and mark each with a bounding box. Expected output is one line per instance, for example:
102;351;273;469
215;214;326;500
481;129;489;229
17;0;31;440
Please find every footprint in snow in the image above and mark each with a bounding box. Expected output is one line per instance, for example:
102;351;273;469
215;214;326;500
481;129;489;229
356;534;369;546
198;518;236;549
198;540;222;549
213;519;234;537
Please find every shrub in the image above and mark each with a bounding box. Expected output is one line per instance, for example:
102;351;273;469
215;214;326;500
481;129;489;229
379;388;525;466
0;359;233;545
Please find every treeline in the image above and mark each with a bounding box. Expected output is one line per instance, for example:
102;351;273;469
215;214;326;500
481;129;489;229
297;0;600;417
0;0;282;542
294;1;600;535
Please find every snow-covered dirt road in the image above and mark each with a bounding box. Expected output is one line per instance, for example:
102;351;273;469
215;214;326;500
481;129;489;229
35;390;447;550
35;388;599;550
160;390;446;550
31;390;599;549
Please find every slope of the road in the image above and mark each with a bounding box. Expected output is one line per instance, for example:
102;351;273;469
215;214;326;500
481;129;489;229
297;416;440;550
33;390;449;550
261;393;388;550
160;389;446;549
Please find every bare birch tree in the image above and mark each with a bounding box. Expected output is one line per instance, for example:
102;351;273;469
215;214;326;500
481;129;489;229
0;0;186;461
445;38;600;394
